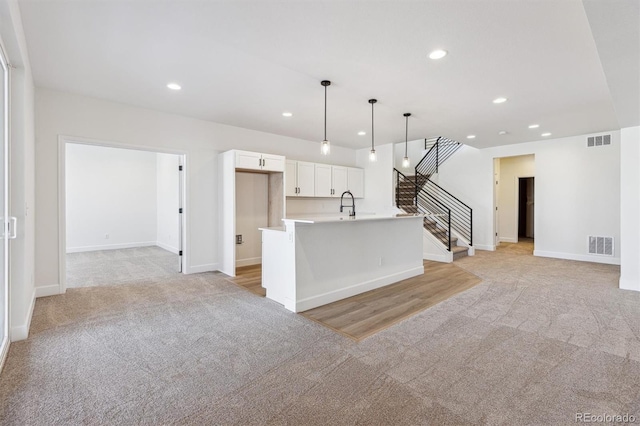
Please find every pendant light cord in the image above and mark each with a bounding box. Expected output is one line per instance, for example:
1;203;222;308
324;85;327;141
405;115;408;157
371;102;375;150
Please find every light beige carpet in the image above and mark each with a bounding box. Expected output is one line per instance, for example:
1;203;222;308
66;246;179;288
2;242;639;425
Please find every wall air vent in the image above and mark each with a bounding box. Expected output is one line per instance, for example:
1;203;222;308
587;134;611;147
588;236;614;256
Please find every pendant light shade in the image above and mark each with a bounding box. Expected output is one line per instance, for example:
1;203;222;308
321;80;331;155
369;99;377;162
402;113;411;168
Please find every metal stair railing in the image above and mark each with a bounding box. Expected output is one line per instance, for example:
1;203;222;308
394;168;452;251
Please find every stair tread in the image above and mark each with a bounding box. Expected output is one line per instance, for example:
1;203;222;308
451;245;467;253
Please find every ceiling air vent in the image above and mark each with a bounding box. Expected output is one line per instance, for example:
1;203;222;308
588;236;614;256
587;134;611;147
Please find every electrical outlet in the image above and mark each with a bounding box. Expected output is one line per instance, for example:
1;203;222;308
105;233;109;239
236;234;243;244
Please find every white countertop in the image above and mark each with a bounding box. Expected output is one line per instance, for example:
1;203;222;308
281;213;425;224
258;226;285;232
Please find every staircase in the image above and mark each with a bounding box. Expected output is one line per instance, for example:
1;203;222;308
394;136;472;262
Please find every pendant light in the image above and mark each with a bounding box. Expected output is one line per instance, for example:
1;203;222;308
320;80;331;155
368;99;377;162
402;113;411;168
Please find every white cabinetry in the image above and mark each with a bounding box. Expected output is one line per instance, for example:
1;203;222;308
286;160;364;199
286;160;315;197
235;150;285;172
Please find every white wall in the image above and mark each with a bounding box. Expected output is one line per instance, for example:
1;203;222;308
497;155;535;243
66;144;158;252
1;0;36;341
35;88;357;292
156;153;180;253
620;126;640;291
438;131;621;264
235;172;267;266
356;143;398;215
393;139;425;171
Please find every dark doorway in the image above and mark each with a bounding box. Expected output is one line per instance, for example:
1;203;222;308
518;177;534;239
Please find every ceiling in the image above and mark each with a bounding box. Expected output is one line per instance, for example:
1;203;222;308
17;0;639;150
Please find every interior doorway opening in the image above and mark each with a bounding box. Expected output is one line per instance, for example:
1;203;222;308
518;177;535;240
60;140;186;290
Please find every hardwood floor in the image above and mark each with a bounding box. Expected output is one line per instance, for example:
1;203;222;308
228;264;265;296
229;261;482;341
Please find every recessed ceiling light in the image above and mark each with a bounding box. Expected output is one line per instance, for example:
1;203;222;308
466;135;476;139
358;131;366;136
282;112;293;117
429;49;448;60
498;131;508;135
493;97;507;104
167;83;181;90
528;124;540;129
541;132;552;137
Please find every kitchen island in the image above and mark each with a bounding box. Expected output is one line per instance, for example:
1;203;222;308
260;214;424;312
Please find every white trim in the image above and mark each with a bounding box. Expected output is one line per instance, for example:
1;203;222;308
156;241;179;255
236;257;261;267
66;241;157;253
35;284;62;298
619;277;639;292
474;244;496;251
534;250;620;265
423;252;452;263
295;266;424;312
185;263;218;274
499;237;518;243
10;286;35;341
58;135;189;293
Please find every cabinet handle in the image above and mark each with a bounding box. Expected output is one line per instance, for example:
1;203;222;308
259;158;262;167
262;159;266;167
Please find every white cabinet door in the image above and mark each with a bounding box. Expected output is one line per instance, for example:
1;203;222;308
285;160;298;197
235;151;263;171
296;161;315;197
348;167;365;198
261;154;285;172
314;164;332;197
331;166;349;197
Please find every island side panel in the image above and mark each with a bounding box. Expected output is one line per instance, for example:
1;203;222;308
261;228;296;311
293;217;424;312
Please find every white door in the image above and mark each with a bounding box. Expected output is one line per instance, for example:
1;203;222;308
285;160;297;196
331;166;348;197
0;46;9;355
296;161;315;197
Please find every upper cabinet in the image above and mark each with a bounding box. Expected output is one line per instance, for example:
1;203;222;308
286;160;315;197
235;150;285;172
286;160;364;198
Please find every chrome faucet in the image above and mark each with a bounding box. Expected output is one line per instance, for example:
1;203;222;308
340;190;356;217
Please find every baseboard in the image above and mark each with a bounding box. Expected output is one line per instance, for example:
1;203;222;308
156;242;179;254
35;284;63;298
10;287;36;341
0;336;9;374
185;263;219;274
533;250;621;266
295;265;424;312
619;277;640;292
423;252;452;263
474;244;496;251
236;257;261;267
66;241;156;253
499;237;518;243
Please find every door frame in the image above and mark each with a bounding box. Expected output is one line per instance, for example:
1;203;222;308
57;135;188;294
0;38;9;368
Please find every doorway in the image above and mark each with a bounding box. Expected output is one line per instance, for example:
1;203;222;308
0;43;9;360
60;140;186;291
518;177;534;240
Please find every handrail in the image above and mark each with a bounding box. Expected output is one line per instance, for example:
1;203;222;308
394;168;453;251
